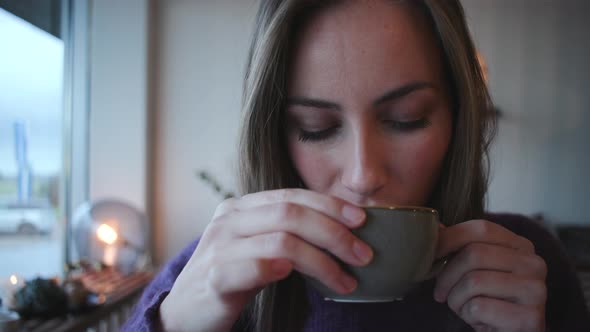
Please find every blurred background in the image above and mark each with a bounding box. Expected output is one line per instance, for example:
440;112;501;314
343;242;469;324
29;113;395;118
0;0;588;290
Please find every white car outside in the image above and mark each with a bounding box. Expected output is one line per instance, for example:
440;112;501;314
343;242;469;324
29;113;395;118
0;199;56;234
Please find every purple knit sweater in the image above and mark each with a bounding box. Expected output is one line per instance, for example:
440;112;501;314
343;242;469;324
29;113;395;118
123;214;590;331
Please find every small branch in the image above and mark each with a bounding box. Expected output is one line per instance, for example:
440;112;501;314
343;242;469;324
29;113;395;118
195;170;236;199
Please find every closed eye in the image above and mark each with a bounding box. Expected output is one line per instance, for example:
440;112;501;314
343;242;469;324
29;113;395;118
385;119;430;132
298;126;340;142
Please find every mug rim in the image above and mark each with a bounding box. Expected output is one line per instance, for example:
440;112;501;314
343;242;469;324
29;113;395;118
363;205;438;215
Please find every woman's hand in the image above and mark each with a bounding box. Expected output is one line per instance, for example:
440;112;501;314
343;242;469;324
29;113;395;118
159;189;373;332
434;220;547;332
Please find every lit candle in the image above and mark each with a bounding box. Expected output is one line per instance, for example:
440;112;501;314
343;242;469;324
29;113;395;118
96;223;118;245
102;246;118;266
0;275;25;308
96;223;119;266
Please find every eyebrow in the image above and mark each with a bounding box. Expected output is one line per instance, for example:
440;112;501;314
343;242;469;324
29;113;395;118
372;81;436;107
286;96;341;110
286;81;436;111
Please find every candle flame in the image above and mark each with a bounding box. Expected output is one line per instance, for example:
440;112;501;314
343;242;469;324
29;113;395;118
97;223;118;245
9;275;17;285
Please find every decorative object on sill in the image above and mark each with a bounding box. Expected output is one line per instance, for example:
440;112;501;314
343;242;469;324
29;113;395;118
62;279;93;313
6;270;152;331
72;199;150;275
196;170;236;200
8;275;107;320
66;259;106;275
13;278;68;319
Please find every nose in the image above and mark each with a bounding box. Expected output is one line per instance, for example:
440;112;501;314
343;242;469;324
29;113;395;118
341;127;388;198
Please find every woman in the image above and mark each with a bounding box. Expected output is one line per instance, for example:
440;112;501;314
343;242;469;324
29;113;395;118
124;0;589;331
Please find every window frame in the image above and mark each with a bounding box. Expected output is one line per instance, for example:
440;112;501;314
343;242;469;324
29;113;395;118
62;0;152;271
62;0;91;271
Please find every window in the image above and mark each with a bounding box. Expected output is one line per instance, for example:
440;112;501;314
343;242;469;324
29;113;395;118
0;1;70;280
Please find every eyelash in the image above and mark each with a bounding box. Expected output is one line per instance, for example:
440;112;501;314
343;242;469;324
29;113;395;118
385;118;430;131
297;119;430;143
298;127;340;142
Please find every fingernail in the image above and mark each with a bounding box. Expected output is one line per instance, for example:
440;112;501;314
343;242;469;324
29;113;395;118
339;274;357;293
353;240;373;264
342;205;365;226
272;260;292;277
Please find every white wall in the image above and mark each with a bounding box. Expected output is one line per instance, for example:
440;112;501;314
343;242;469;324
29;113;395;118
462;0;590;226
152;0;590;263
153;0;258;263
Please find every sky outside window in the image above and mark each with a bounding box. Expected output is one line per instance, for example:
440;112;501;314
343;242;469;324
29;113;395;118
0;7;63;179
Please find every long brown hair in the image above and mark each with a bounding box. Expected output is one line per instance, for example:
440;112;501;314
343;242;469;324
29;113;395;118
237;0;495;330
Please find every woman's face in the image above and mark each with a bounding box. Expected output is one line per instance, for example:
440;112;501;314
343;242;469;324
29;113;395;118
286;0;452;207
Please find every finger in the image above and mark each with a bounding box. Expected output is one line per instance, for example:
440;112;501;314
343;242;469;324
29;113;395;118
434;243;547;302
235;189;367;227
207;258;293;295
437;219;535;259
212;197;240;219
472;324;492;332
216;232;357;294
446;270;547;314
459;296;545;331
220;202;373;266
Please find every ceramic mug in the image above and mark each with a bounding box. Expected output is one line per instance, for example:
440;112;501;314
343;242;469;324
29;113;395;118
306;206;444;302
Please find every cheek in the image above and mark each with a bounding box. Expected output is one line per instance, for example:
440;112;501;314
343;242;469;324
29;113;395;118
395;126;451;202
288;139;337;191
404;144;445;180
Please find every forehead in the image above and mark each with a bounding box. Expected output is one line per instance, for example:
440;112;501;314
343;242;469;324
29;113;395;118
289;0;444;97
